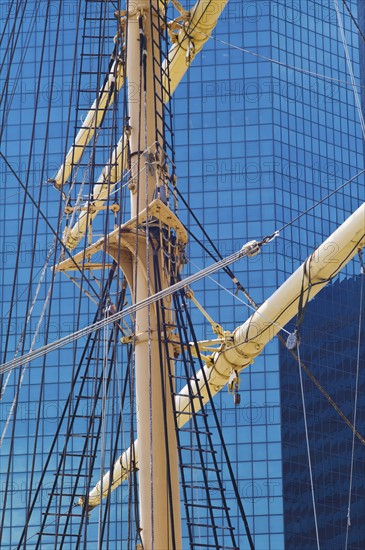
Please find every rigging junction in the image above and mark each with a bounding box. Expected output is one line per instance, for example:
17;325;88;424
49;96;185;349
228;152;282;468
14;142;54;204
1;0;364;548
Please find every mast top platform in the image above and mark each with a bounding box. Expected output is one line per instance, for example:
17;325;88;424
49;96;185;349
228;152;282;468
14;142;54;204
55;198;188;273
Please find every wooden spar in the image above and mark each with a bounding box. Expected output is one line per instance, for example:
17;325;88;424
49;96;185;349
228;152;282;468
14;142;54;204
51;56;125;190
165;0;228;101
82;200;365;508
59;0;228;251
114;2;181;548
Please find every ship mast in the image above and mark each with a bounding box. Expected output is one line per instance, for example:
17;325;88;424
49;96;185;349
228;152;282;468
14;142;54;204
43;1;230;546
79;201;365;507
2;1;365;547
44;0;365;522
119;1;182;547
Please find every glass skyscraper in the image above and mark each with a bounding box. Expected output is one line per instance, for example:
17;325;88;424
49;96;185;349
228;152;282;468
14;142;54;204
1;1;364;548
280;277;365;549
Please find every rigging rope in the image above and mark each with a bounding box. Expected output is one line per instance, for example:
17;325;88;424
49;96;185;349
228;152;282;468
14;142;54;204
1;0;100;390
154;256;179;549
0;0;26;81
173;122;365;439
98;315;110;548
173;167;365;280
341;0;365;44
0;243;55;400
97;19;126;541
0;151;101;300
3;1;364;548
181;287;255;549
33;267;120;547
333;0;365;140
0;248;55;445
0;0;78;423
0;0;17;51
173;176;365;445
0;242;260;375
178;25;365;93
2;217;365;380
330;17;365;534
11;2;122;545
345;251;364;549
0;2;56;543
71;3;116;545
0;0;32;129
188;258;291;336
211;236;365;369
286;275;321;548
297;340;321;550
204;266;365;446
273;169;365;235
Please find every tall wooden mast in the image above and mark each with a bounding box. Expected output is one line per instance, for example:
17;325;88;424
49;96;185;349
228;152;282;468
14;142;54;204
49;1;230;545
76;202;365;507
42;1;365;541
120;1;181;547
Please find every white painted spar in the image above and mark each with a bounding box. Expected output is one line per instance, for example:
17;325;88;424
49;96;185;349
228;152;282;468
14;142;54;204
62;0;228;250
52;58;124;190
83;201;365;509
64;136;128;251
165;0;228;101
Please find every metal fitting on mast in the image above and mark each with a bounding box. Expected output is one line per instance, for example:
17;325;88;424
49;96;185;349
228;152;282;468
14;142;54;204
241;240;260;257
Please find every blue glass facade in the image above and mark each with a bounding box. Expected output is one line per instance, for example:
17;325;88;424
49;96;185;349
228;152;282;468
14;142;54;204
1;1;364;548
280;277;365;548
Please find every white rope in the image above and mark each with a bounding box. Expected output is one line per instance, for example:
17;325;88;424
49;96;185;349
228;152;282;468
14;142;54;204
171;21;365;93
0;243;57;445
333;0;365;139
0;146;93;424
297;342;320;550
333;4;365;544
0;243;256;376
188;259;292;337
0;244;55;399
98;315;109;549
143;56;155;546
345;265;364;548
79;141;158;201
0;137;93;401
0;125;102;446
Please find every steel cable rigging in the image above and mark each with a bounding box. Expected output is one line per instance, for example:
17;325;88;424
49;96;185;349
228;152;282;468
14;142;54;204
0;1;57;543
341;0;365;44
188;25;365;93
198;267;365;446
0;152;101;299
0;241;265;376
2;1;365;548
1;184;364;377
178;178;365;447
15;264;120;549
334;0;365;141
57;4;123;547
0;2;126;547
0;0;43;141
0;0;93;337
286;270;320;550
0;0;18;51
345;252;364;549
0;0;66;442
